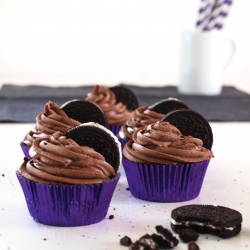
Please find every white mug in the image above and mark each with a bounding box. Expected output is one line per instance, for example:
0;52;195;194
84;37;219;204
178;31;235;95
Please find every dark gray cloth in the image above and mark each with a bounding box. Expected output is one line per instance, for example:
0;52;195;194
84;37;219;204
0;83;250;122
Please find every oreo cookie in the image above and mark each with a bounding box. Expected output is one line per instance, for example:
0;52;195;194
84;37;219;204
171;205;243;239
109;86;139;111
148;97;189;114
61;99;108;127
161;109;213;150
65;122;121;172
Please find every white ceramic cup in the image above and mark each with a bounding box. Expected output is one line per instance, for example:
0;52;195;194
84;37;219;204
178;31;235;95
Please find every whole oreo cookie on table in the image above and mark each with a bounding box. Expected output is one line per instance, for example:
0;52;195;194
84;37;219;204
65;122;121;172
61;99;108;127
161;108;213;150
109;86;139;111
171;205;243;239
148;97;189;114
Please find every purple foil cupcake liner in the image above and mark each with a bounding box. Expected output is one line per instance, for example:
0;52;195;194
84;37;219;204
16;172;120;226
108;124;122;137
122;158;210;202
20;142;31;158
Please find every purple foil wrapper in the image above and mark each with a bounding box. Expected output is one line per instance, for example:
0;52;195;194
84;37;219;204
20;142;31;158
16;172;120;226
122;158;210;202
108;124;122;137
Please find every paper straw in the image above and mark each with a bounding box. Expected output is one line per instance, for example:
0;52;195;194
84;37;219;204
196;0;233;31
196;0;215;31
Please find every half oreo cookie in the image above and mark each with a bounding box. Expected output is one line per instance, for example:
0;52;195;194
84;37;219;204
61;99;108;127
148;97;189;114
109;86;139;111
161;109;213;150
171;205;243;239
65;122;121;172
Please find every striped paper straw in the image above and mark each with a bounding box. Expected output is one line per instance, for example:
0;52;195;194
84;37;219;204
196;0;233;31
196;0;214;31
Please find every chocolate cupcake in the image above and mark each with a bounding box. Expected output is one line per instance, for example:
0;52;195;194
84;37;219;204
122;109;214;202
118;98;189;149
20;100;107;158
85;85;138;136
17;122;121;226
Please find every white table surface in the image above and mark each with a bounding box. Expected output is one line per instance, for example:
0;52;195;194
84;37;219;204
1;122;250;250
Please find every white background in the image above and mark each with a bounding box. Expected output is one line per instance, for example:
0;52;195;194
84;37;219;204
0;0;250;92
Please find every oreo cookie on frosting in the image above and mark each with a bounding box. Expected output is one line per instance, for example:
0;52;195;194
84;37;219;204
171;205;243;238
65;122;121;172
161;109;213;150
148;97;189;114
61;99;108;127
109;86;139;111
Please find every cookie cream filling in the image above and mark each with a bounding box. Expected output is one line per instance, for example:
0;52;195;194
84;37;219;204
151;229;174;248
171;218;235;231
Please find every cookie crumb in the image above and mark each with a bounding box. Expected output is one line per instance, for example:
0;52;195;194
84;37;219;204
120;236;132;246
1;174;4;177
109;215;114;219
43;238;47;241
126;187;130;190
188;241;200;250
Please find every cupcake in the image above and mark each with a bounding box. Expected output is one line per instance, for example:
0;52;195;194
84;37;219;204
20;99;107;158
17;122;121;226
118;98;189;149
122;109;214;202
85;85;139;136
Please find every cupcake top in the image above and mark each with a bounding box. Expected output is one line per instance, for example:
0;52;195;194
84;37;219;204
23;101;81;147
123;121;214;164
119;106;165;140
19;131;116;185
85;85;133;125
119;98;189;141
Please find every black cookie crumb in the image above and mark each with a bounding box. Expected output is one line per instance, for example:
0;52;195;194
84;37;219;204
120;236;133;247
188;241;200;250
178;228;199;243
109;215;114;219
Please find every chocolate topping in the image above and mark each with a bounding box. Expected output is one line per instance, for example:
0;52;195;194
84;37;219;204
120;107;165;140
23;101;81;146
19;131;116;185
65;122;121;172
123;121;214;164
85;85;132;125
162;109;213;150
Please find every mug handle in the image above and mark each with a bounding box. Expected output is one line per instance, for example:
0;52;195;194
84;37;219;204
223;39;236;70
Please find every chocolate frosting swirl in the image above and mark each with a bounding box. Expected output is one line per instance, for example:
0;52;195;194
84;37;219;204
19;132;116;184
120;107;165;140
85;85;132;125
23;101;81;146
123;121;214;164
